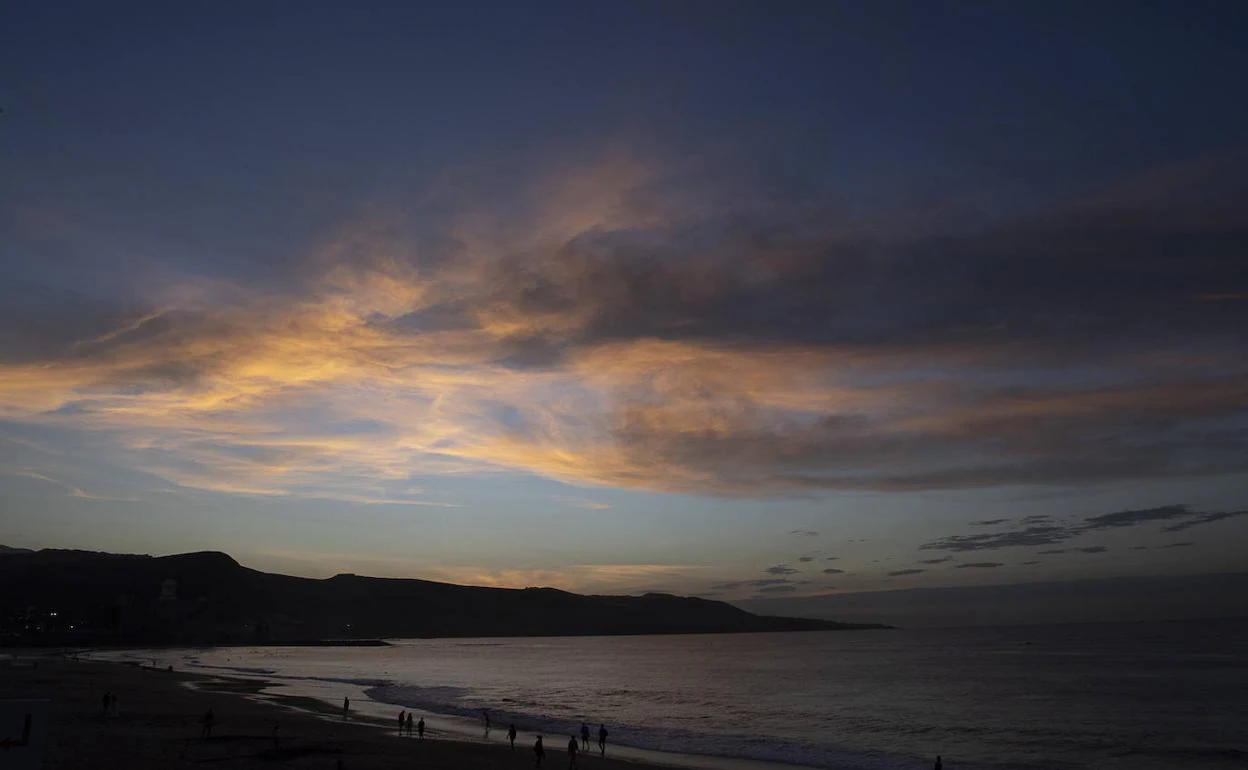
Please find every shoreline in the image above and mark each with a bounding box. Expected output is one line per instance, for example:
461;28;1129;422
183;661;825;770
1;654;821;770
79;647;836;770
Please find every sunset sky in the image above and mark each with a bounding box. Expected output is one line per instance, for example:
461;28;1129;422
2;2;1246;611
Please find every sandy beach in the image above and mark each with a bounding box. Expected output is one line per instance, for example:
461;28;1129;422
0;656;662;770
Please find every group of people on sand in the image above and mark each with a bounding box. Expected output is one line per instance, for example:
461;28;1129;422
531;722;608;769
466;706;608;768
395;709;425;738
99;691;120;718
389;704;611;769
235;691;939;770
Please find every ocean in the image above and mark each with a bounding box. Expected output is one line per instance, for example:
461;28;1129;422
93;619;1248;770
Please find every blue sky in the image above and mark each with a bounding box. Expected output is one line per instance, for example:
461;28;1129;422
2;1;1246;608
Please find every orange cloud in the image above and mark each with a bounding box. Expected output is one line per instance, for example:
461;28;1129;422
2;155;1245;500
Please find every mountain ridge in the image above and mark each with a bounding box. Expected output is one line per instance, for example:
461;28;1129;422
0;547;888;645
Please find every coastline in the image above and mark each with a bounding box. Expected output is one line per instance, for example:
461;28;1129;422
0;655;814;770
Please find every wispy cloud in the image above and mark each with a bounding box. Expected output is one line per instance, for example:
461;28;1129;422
1162;510;1248;532
920;504;1246;554
920;525;1075;552
3;469;136;502
756;584;798;594
764;564;800;576
2;156;1246;501
555;496;612;511
887;568;925;576
710;578;797;591
1083;505;1193;530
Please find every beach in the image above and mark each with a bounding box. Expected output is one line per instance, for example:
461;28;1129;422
0;656;653;770
5;622;1245;770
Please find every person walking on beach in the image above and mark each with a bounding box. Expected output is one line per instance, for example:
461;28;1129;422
508;723;518;750
417;717;425;740
934;756;942;770
101;691;112;718
598;724;608;757
342;696;350;720
201;707;215;739
580;722;590;751
567;735;580;770
398;710;406;735
406;712;414;736
533;735;545;768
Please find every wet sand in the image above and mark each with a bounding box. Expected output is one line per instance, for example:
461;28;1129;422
0;656;654;770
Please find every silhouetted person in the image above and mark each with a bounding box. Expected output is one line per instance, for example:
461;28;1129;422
406;712;414;736
342;696;350;720
934;756;942;770
580;722;590;750
398;710;406;735
568;735;580;769
417;717;425;740
508;723;518;750
109;694;120;718
272;720;281;749
483;709;491;730
534;735;545;768
101;692;111;718
201;708;215;739
598;724;608;757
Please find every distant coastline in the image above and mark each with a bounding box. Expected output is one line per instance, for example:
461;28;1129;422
1;547;889;648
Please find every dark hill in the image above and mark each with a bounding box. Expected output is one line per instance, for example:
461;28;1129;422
0;547;887;646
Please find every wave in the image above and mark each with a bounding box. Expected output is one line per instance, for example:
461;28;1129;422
188;663;279;676
180;659;391;688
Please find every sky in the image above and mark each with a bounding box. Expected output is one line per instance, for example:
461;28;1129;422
2;1;1246;620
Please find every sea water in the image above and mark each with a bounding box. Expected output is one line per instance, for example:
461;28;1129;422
94;619;1248;770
